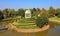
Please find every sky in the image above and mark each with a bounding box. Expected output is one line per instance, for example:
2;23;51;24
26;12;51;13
0;0;60;10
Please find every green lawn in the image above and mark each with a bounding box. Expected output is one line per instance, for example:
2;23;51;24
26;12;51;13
49;16;60;21
2;17;38;29
18;18;35;23
12;17;39;29
14;24;39;29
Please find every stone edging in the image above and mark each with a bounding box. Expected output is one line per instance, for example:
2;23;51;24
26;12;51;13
12;25;50;33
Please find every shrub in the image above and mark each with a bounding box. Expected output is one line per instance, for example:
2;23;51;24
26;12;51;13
57;15;60;18
36;15;48;28
55;12;60;18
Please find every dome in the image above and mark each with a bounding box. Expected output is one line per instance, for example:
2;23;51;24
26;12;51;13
25;9;31;18
25;10;31;13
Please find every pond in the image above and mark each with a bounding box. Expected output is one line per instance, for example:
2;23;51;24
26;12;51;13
47;26;60;36
0;21;60;36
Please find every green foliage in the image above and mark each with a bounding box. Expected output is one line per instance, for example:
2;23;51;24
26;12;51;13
18;17;35;23
35;8;49;28
36;14;48;28
56;8;60;13
2;9;8;18
55;8;60;18
49;6;56;17
40;8;50;18
2;9;15;18
0;10;4;20
17;8;25;17
8;9;15;17
56;12;60;18
15;24;38;29
32;8;39;17
57;15;60;18
19;18;26;23
32;8;36;11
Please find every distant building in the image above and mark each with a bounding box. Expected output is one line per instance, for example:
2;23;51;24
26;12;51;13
25;9;31;18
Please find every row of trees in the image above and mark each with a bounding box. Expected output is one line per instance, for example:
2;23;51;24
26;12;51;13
0;6;60;20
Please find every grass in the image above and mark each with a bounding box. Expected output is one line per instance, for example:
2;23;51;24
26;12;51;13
1;16;37;29
17;17;35;23
49;16;60;21
12;17;39;29
15;25;38;29
14;23;35;25
14;24;39;29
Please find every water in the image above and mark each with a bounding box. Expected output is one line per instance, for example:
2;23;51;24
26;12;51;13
47;26;60;36
0;22;60;36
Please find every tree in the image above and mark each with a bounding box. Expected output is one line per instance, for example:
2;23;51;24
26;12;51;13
32;8;36;11
32;8;36;15
8;9;15;17
36;8;48;28
36;8;41;15
31;8;37;19
2;9;8;18
2;9;15;18
49;6;56;17
36;13;48;28
40;8;49;17
37;8;41;11
32;8;39;16
55;8;60;17
41;8;46;13
56;8;60;12
17;8;25;17
0;10;4;20
0;10;2;16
